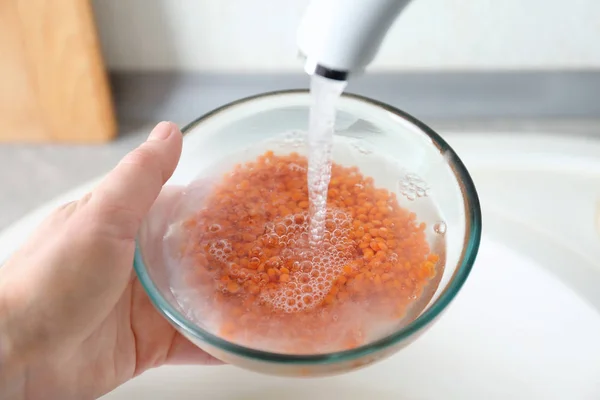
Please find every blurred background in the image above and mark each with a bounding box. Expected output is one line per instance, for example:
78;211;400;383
1;0;599;230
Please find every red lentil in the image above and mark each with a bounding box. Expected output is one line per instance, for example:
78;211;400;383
174;151;438;354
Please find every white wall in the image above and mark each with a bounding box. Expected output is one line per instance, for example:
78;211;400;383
92;0;600;72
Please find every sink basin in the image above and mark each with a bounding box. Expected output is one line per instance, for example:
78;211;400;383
2;132;600;399
102;230;600;399
103;132;600;399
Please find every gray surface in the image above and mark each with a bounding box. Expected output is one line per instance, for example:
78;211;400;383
111;71;600;126
0;124;150;231
1;71;600;233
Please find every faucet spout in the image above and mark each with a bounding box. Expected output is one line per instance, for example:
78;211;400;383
297;0;413;80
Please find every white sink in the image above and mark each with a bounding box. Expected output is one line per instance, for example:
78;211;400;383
2;132;599;399
101;233;600;400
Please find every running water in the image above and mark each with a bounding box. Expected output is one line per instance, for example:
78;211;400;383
307;75;347;246
164;81;446;351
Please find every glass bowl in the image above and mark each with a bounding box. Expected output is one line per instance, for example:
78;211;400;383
134;90;481;377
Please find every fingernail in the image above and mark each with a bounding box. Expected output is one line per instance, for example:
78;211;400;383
148;121;175;141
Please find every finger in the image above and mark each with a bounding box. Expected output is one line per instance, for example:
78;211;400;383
165;333;225;366
147;185;185;232
138;186;185;255
89;122;183;240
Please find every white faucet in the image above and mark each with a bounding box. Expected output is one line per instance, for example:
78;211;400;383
297;0;413;80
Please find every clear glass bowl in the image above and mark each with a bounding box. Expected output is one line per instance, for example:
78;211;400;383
134;90;481;377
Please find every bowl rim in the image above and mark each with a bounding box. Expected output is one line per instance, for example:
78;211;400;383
134;89;482;365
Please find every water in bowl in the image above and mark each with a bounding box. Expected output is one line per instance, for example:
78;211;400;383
163;75;444;354
164;128;445;354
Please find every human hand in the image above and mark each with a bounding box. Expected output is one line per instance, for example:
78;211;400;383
0;122;221;400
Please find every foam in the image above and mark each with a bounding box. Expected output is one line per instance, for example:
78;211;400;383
207;239;232;264
260;208;355;313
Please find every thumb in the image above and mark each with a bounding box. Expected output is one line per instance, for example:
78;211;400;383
89;121;183;240
0;123;182;370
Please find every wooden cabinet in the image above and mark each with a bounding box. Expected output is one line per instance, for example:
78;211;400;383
0;0;116;143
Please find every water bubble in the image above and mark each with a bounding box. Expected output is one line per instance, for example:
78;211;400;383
300;261;313;272
208;224;221;232
350;139;372;155
288;163;307;172
283;130;306;148
433;221;447;235
398;172;429;201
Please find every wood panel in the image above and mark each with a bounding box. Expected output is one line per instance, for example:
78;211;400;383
0;0;116;143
